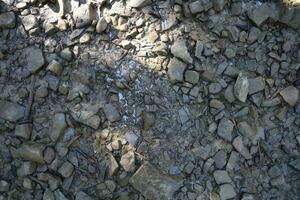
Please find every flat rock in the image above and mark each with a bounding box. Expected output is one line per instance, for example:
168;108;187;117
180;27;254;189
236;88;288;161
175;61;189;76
16;142;45;163
0;12;16;29
214;170;232;184
15;123;32;140
142;112;155;130
237;121;256;140
171;39;193;64
248;76;265;95
289;159;300;171
219;184;237;200
103;103;121;122
129;162;182;200
279;86;299;106
185;70;199;84
128;0;152;8
24;47;45;74
234;73;249;102
248;3;273;26
22;15;38;31
167;58;186;82
120;151;135;172
217;118;234;142
0;100;25;122
58;161;74;178
232;136;251;159
49;113;67;142
213;0;227;12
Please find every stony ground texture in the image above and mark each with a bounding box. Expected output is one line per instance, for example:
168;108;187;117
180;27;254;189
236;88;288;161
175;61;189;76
1;0;300;199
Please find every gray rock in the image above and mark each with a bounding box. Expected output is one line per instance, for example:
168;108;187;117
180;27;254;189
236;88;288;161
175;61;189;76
142;112;155;130
0;180;10;192
247;27;261;44
73;4;92;28
17;161;36;177
47;60;63;75
129;162;182;200
16;142;45;163
103;103;121;122
191;145;211;160
213;150;227;169
49;113;67;142
195;41;204;59
209;82;222;94
189;1;204;14
213;0;227;12
161;14;177;31
171;39;193;64
0;100;25;122
219;184;236;200
44;147;55;164
248;76;265;95
289;159;300;171
217;118;234;142
279;86;299;106
58;161;74;178
22;15;38;31
109;154;119;176
60;48;73;61
120;151;135;172
54;190;68;200
232;136;251;159
43;189;55;200
167;58;186;82
248;3;272;27
226;151;239;172
25;47;45;74
128;0;152;8
0;12;16;29
224;45;237;59
234;73;249;102
237;122;256;140
75;191;93;200
185;70;199;84
96;17;108;33
214;170;232;184
15;123;32;140
224;85;236;103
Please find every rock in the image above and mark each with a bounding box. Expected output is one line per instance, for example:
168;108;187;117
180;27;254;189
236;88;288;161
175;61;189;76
129;162;182;200
248;76;265;95
109;155;119;176
289;159;300;171
142;112;155;130
70;103;102;129
279;86;299;106
49;113;67;142
213;0;227;12
60;48;73;61
103;103;121;122
167;58;186;82
125;131;139;146
54;190;68;200
0;12;16;29
44;147;55;164
217;118;234;142
47;60;63;75
79;33;91;44
43;189;55;200
161;13;177;31
73;4;92;28
96;17;108;33
120;151;135;172
234;73;249;102
213;150;227;169
195;41;204;59
75;191;93;200
247;27;261;44
224;85;236;103
248;3;272;27
237;122;256;140
16;142;45;163
189;1;204;14
171;39;193;64
232;136;251;159
214;170;232;184
219;184;237;200
0;180;10;192
185;70;199;84
224;45;237;59
22;15;38;31
209;82;222;94
15;123;32;140
17;161;36;177
58;161;74;178
25;47;45;74
128;0;152;8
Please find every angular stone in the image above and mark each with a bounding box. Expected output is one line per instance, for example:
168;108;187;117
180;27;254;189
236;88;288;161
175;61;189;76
248;76;265;95
219;184;237;200
60;48;73;61
248;3;272;26
58;161;74;178
232;136;251;159
16;142;45;163
214;170;232;184
224;45;237;59
0;12;16;29
49;113;67;142
142;112;155;130
103;103;121;122
171;39;193;64
25;47;45;74
0;100;25;122
47;60;63;75
213;150;227;169
43;189;55;200
209;82;222;94
129;162;182;200
234;73;249;102
217;118;234;142
120;151;135;172
279;86;299;106
22;15;38;31
189;1;204;14
237;122;256;140
195;41;204;59
185;70;199;84
15;123;32;140
17;161;37;177
213;0;227;12
0;180;10;192
167;58;186;82
247;27;261;44
73;4;92;28
96;17;108;33
109;155;119;176
128;0;152;8
75;191;93;200
289;158;300;171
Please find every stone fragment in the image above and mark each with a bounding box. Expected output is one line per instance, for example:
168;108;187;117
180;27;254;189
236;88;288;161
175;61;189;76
130;162;182;200
234;73;249;102
96;17;108;33
47;60;63;75
0;180;10;192
15;123;32;140
209;82;222;94
25;47;45;74
185;70;199;84
120;151;135;172
54;190;68;200
226;151;239;172
109;155;119;176
213;150;227;169
17;161;36;177
232;136;251;159
128;0;152;8
224;85;235;103
43;189;55;200
289;159;300;171
171;39;193;64
224;45;237;59
247;27;261;44
44;147;55;164
0;12;16;29
58;161;74;178
60;48;73;61
217;118;234;142
219;184;237;200
75;191;93;200
248;76;265;95
16;142;45;163
213;0;227;12
195;41;204;59
167;58;186;82
73;4;92;28
214;170;232;184
142;112;155;130
103;103;121;122
279;86;299;106
22;15;38;31
49;113;67;142
189;1;204;14
248;3;272;26
237;122;256;140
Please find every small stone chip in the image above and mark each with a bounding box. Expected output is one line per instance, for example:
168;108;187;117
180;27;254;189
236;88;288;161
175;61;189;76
279;86;299;106
234;73;249;102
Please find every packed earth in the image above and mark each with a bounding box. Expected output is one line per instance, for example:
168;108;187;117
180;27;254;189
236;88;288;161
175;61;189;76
0;0;300;199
